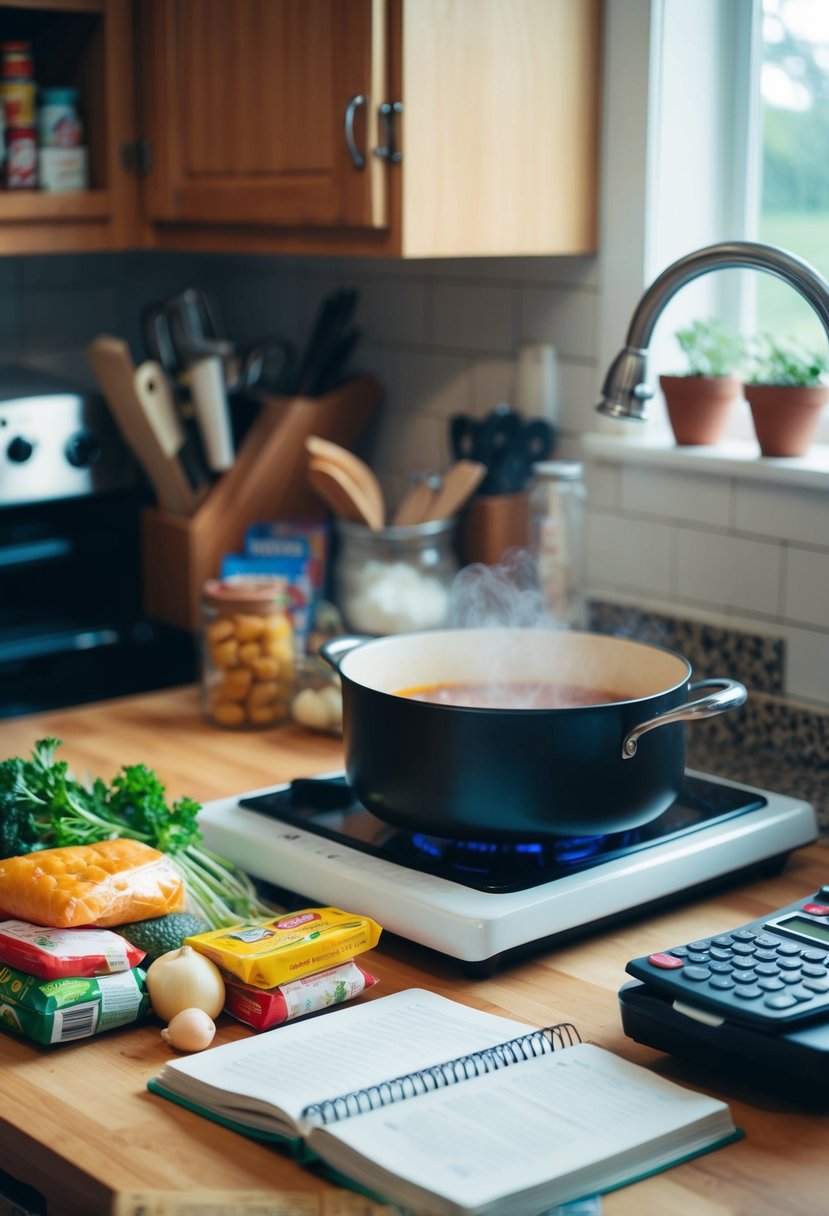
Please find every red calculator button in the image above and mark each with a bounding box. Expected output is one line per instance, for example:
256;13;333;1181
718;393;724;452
648;953;685;969
803;903;829;916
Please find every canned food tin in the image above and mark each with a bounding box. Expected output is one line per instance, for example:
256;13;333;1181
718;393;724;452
200;576;295;729
1;79;36;126
1;41;34;80
38;86;82;148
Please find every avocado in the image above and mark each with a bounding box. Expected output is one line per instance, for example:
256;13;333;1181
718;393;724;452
119;913;211;962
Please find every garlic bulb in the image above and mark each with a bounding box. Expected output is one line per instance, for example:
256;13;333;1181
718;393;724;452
161;1007;217;1052
146;943;225;1022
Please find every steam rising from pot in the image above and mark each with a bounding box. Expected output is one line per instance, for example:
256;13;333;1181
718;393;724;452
449;550;562;631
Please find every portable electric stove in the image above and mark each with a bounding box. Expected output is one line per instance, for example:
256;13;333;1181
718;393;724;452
197;770;818;976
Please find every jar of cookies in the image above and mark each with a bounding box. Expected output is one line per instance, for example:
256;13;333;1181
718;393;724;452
200;576;294;729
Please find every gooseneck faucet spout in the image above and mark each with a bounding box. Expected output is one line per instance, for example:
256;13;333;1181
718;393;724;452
596;240;829;421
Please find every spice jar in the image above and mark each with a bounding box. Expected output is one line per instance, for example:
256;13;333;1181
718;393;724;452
529;460;587;629
333;517;459;635
200;576;295;729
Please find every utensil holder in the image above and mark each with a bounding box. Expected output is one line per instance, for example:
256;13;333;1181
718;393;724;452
141;375;382;632
459;493;530;566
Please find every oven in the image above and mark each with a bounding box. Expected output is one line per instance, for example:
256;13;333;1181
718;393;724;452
0;366;197;719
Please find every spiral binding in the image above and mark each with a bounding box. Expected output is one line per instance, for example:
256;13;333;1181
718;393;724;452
301;1022;581;1126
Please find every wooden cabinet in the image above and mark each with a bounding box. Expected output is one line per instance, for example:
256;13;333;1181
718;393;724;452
1;0;602;259
0;0;138;255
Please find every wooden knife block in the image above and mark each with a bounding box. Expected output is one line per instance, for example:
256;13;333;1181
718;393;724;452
141;375;382;632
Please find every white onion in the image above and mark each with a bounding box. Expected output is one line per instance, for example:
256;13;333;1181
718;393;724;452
146;944;225;1022
161;1007;217;1053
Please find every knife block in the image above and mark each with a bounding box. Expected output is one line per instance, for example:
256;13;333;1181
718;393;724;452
141;375;382;633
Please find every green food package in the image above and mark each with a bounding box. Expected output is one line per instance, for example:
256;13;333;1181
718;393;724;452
0;963;150;1046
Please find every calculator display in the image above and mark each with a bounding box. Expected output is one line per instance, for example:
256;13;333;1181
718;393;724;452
773;914;829;944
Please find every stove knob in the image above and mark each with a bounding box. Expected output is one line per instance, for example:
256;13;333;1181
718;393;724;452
65;430;102;468
7;435;34;463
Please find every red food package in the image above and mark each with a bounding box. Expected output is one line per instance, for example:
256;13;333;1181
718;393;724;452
0;919;145;979
224;959;378;1031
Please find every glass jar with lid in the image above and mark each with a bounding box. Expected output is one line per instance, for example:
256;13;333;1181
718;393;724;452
529;460;587;629
200;576;295;728
333;517;459;635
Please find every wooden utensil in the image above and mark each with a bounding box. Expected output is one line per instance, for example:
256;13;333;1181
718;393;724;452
392;472;442;526
424;460;487;521
305;436;386;528
306;457;384;530
87;336;203;516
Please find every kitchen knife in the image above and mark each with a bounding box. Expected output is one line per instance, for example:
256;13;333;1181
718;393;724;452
133;360;210;494
186;352;236;472
87;336;204;517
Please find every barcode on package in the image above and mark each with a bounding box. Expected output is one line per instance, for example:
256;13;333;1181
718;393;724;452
52;1001;99;1043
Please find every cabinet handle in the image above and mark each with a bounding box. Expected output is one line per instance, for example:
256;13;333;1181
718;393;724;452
344;94;367;170
374;101;403;164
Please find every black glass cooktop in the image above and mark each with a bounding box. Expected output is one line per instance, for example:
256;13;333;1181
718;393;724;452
240;774;767;895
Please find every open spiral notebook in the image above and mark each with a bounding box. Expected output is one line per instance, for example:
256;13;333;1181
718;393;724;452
149;988;740;1216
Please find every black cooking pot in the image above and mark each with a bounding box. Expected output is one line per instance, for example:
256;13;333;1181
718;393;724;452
321;628;746;840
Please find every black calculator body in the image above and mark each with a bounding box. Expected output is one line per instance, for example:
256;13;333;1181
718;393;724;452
625;888;829;1031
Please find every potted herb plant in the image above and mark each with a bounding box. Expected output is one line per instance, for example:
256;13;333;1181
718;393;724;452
659;318;744;445
744;336;829;457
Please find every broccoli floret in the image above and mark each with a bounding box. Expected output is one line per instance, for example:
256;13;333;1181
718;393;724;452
0;758;39;859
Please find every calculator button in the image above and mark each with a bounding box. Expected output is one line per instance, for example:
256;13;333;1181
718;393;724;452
801;964;827;978
683;966;712;981
802;903;829;916
803;950;828;963
709;975;735;990
755;962;781;976
778;957;803;970
730;941;756;956
802;978;829;993
712;935;734;947
776;943;802;956
765;993;798;1009
687;940;711;951
648;953;685;969
731;956;756;970
709;947;733;961
755;935;780;948
708;961;733;973
787;987;815;1003
780;971;803;984
732;930;757;941
686;951;710;964
732;971;758;985
754;950;778;962
733;985;763;1000
668;946;689;957
758;977;785;991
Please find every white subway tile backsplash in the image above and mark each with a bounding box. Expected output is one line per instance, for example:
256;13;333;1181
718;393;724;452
557;359;601;432
676;529;782;616
393;349;474;419
429;283;514;352
783;547;829;629
583;463;620;511
780;624;829;705
585;509;673;597
735;480;828;548
518;284;598;360
350;276;429;346
370;408;448;478
471;357;517;415
620;466;732;528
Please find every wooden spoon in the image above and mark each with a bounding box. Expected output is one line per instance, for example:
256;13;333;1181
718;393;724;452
424;460;487;521
305;436;386;528
392;471;442;526
306;457;384;530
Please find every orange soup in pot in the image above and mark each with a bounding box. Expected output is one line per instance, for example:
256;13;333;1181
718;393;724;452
395;682;629;709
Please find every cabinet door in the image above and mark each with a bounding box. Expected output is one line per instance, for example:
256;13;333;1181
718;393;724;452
140;0;388;230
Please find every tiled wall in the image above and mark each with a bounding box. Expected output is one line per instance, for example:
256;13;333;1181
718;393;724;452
5;249;828;713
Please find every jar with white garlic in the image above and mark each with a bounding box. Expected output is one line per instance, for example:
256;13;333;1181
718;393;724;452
333;517;459;636
290;653;343;735
200;576;294;729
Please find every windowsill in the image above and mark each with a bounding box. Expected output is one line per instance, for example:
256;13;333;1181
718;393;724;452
581;433;829;490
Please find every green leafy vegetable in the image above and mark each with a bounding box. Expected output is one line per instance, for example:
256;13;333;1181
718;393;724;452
0;738;273;930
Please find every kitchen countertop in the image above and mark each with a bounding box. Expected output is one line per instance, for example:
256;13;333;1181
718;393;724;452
0;685;827;1216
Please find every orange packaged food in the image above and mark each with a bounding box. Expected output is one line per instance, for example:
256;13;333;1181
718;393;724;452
0;838;186;929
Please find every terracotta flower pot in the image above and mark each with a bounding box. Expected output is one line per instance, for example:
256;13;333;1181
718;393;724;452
659;374;740;446
743;384;829;458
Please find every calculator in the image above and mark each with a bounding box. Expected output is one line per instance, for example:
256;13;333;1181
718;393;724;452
625;888;829;1031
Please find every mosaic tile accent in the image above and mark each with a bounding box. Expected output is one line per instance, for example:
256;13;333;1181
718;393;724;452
589;601;829;837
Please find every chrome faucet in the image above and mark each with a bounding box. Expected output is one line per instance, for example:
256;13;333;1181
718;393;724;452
595;240;829;421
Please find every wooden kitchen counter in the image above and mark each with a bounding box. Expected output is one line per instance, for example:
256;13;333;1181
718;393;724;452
0;685;827;1216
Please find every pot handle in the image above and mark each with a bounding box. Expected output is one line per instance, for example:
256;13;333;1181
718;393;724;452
621;678;747;760
319;634;372;672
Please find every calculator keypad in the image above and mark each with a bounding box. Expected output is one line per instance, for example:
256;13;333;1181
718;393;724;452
628;898;829;1027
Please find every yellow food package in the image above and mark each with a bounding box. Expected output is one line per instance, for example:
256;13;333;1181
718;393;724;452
186;907;382;989
0;839;186;929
